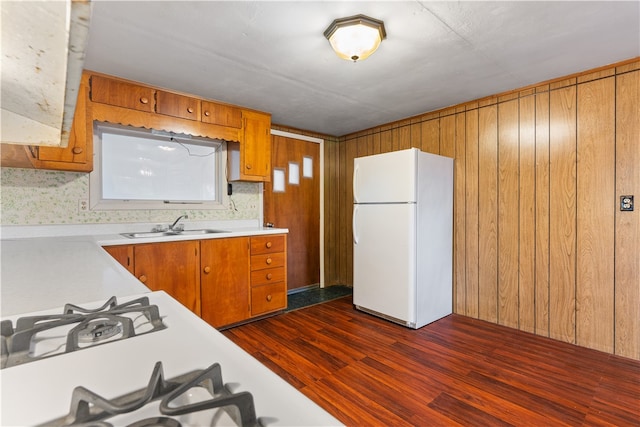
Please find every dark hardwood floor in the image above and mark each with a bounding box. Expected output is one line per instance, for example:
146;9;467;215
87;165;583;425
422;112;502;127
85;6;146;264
222;296;640;426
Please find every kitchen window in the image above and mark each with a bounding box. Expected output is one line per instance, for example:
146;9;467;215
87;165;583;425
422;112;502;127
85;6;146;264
89;122;226;210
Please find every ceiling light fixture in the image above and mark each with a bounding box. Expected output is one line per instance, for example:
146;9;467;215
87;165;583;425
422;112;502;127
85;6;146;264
323;14;386;62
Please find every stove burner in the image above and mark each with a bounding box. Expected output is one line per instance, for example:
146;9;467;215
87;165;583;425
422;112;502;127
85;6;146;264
1;296;166;369
41;362;262;427
77;319;122;343
127;417;181;427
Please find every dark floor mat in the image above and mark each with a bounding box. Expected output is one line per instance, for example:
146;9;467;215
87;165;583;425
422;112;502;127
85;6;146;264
286;285;353;311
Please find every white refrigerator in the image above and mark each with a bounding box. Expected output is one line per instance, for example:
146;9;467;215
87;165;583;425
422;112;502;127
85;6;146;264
352;148;453;329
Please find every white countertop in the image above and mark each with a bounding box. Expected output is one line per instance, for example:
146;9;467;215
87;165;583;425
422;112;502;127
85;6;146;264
0;223;342;427
0;221;288;316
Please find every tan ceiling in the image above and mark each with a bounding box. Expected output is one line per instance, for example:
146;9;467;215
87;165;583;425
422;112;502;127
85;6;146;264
84;1;640;137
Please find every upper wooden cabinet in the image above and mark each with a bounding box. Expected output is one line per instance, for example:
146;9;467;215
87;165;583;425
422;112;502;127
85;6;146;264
2;71;272;181
228;110;272;182
201;101;242;128
156;90;200;121
90;75;155;113
1;73;93;172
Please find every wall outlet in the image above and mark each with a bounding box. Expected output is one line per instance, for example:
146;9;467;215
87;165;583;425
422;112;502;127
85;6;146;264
78;199;89;213
620;195;634;211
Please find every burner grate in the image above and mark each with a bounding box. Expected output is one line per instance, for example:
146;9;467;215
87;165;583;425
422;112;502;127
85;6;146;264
1;296;166;369
41;361;261;427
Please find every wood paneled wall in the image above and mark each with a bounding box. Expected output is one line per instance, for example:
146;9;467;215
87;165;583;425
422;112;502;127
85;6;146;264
323;58;640;360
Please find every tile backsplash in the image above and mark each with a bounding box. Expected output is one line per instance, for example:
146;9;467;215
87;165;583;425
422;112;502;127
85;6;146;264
0;168;260;225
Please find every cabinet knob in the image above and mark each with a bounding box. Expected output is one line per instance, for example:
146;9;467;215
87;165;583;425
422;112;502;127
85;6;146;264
138;275;147;283
266;257;272;265
203;266;211;274
72;147;83;155
266;273;273;280
265;241;272;249
246;164;252;170
187;107;194;114
140;97;149;105
204;111;210;117
266;294;272;302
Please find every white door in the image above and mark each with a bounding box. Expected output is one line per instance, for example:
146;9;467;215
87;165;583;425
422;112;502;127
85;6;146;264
353;148;418;204
353;203;416;324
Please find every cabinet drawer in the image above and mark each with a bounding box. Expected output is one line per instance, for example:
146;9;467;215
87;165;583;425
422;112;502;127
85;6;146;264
250;235;285;255
90;75;155;112
201;101;242;128
250;252;285;271
250;267;285;286
156;91;200;121
251;282;286;316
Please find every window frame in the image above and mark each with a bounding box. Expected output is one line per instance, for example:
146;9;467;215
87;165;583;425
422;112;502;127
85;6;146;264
89;122;228;211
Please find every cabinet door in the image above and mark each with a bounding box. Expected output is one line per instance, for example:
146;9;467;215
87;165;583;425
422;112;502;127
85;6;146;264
134;241;201;315
33;73;93;172
201;101;242;128
156;91;200;121
90;75;155;112
103;245;134;274
240;110;271;181
200;237;250;328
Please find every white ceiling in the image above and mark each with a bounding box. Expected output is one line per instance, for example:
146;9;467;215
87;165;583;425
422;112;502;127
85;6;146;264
84;1;640;137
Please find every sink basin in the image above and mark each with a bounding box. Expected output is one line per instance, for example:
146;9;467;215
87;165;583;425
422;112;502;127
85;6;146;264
121;231;172;239
178;229;230;235
121;229;230;239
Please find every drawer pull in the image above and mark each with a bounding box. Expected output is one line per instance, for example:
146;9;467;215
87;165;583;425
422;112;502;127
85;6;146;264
266;257;272;265
72;147;83;155
265;241;272;249
187;107;194;113
266;273;273;280
204;111;210;117
266;294;272;302
138;275;147;283
140;97;149;105
203;266;211;274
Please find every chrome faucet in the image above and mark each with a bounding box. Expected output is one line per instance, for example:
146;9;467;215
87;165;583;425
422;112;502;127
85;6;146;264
169;214;188;231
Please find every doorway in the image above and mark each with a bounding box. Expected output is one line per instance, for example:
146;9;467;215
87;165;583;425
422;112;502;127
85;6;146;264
264;131;321;292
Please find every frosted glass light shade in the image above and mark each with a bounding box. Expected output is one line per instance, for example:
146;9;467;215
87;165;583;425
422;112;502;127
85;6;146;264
324;14;386;62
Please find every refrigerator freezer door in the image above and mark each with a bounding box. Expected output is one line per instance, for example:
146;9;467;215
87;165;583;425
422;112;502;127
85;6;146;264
353;148;418;204
353;203;416;325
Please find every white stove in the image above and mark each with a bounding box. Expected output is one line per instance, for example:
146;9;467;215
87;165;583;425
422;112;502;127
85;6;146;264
0;291;342;426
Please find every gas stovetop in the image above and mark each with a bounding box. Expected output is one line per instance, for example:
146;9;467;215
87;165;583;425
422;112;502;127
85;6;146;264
44;361;261;427
0;291;341;427
1;295;166;369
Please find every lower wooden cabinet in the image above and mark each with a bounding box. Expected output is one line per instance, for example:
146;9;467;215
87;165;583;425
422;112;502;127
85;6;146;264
133;241;201;316
249;235;287;316
103;244;134;274
200;237;250;328
251;283;287;316
102;233;287;329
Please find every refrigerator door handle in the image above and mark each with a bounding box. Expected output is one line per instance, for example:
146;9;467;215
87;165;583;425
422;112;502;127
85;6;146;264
353;164;359;204
352;205;359;244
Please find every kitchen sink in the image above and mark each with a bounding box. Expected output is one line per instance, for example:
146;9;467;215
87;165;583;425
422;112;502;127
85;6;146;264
121;229;230;239
177;229;230;235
